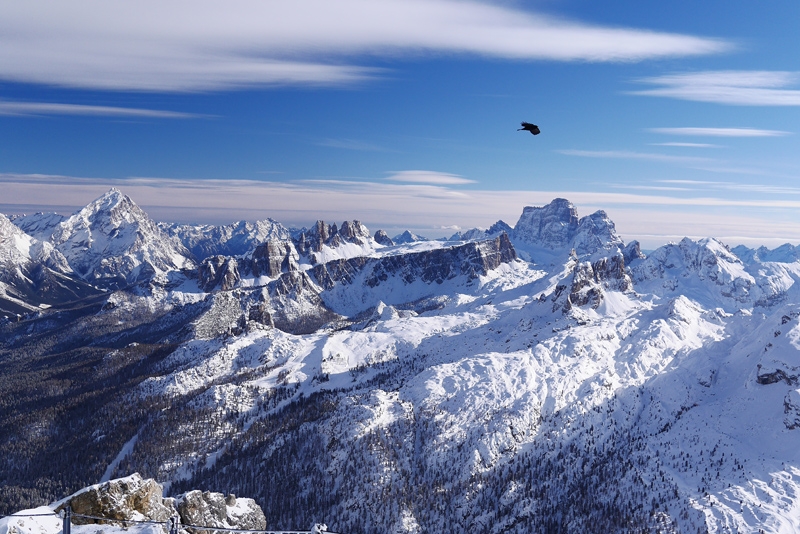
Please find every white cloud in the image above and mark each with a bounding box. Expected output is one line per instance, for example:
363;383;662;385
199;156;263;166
0;100;202;118
0;1;730;92
386;170;476;185
649;127;792;137
2;173;800;249
658;179;800;195
649;142;722;148
557;149;713;164
632;70;800;106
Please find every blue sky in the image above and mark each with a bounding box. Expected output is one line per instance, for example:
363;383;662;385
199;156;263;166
1;0;799;248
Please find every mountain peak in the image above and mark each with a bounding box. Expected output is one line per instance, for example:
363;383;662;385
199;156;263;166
512;198;622;255
48;189;192;284
82;188;137;217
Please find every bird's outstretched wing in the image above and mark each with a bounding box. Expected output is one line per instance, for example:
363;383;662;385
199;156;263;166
518;121;541;135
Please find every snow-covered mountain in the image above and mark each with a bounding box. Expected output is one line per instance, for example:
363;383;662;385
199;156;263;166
0;212;100;316
3;192;800;533
512;197;624;258
448;220;513;242
162;219;291;261
46;189;194;286
9;211;67;241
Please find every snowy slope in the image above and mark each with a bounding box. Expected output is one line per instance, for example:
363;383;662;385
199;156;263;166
48;189;193;285
9;212;67;241
5;192;800;533
162;219;291;261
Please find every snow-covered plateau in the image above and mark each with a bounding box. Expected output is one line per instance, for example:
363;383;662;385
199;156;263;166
2;190;800;533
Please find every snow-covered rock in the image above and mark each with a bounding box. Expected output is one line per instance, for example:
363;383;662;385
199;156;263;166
8;190;800;534
293;219;380;264
9;212;66;241
373;230;394;246
512;198;623;256
175;490;265;531
1;475;266;534
49;189;193;286
732;243;800;265
162;219;291;261
54;473;174;524
392;230;427;245
0;213;70;272
448;220;513;242
630;237;762;309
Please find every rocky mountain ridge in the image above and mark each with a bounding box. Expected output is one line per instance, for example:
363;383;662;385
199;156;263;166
3;190;800;533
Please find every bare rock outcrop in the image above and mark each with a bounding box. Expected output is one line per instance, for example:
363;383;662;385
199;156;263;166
54;474;266;532
176;490;266;531
55;474;174;525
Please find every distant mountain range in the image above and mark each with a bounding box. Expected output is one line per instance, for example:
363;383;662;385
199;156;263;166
2;189;800;533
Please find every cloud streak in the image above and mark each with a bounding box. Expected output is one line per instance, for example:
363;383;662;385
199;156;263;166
0;100;203;118
0;1;731;92
649;127;792;137
649;142;722;148
632;70;800;106
2;173;800;248
557;149;713;164
386;170;476;185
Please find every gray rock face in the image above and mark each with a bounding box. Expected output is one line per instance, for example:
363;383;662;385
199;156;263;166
572;210;624;256
53;474;266;532
249;239;299;278
55;473;174;525
553;254;632;312
448;220;513;242
294;220;371;258
513;198;578;249
374;230;394;246
622;240;645;265
198;240;300;292
392;230;426;244
162;219;291;261
47;189;193;286
252;271;340;334
512;199;623;255
176;490;266;531
311;233;517;291
784;391;800;430
199;256;241;292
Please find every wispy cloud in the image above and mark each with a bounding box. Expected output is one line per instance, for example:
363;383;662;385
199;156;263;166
649;142;722;148
386;170;476;185
632;70;800;106
557;149;713;164
0;1;731;92
3;173;800;248
609;184;693;192
649;127;791;137
658;179;800;195
0;100;202;118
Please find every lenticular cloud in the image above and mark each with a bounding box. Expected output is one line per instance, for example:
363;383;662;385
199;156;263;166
632;70;800;106
0;0;730;92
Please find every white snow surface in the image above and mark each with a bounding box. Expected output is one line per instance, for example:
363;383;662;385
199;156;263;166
0;213;71;274
47;189;193;282
124;228;800;532
8;194;800;532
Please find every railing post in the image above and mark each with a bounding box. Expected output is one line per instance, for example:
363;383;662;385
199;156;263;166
62;506;71;534
169;516;179;534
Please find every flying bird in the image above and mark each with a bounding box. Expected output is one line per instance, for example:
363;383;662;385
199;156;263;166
518;121;540;135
